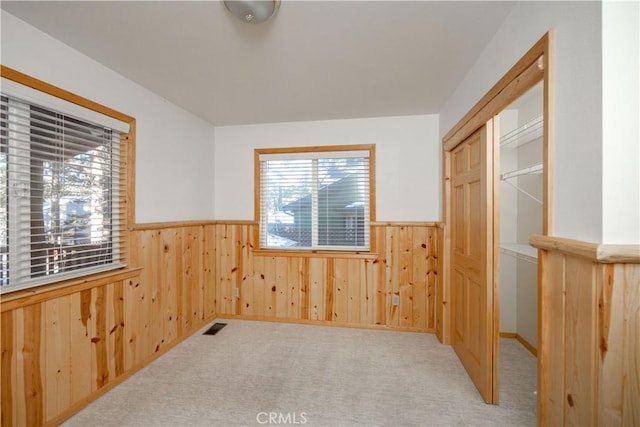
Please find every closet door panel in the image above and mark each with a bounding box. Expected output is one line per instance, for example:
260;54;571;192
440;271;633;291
450;122;497;404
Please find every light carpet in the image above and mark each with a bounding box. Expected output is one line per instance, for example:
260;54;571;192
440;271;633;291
62;319;537;426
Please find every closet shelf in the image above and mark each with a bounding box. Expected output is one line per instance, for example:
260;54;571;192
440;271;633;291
500;163;543;180
500;115;543;148
500;243;538;263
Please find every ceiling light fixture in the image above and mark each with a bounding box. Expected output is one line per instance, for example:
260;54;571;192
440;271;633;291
223;0;280;24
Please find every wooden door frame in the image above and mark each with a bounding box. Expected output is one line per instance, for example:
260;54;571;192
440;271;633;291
439;32;554;404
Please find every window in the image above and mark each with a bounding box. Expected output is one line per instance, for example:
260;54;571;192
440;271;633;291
256;145;375;251
0;72;131;292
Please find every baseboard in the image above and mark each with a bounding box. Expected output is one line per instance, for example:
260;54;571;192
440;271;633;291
500;331;537;357
515;334;537;357
500;332;517;338
216;314;435;334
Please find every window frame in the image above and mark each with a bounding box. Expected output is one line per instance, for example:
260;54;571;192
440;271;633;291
0;65;135;294
254;144;376;254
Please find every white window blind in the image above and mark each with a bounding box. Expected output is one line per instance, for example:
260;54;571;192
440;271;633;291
258;149;371;251
0;90;127;292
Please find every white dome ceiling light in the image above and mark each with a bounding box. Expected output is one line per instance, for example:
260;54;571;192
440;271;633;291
223;0;280;24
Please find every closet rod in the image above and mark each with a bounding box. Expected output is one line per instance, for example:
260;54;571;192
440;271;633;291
500;115;543;148
501;163;543;180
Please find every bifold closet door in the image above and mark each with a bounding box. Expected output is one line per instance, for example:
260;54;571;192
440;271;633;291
450;122;497;404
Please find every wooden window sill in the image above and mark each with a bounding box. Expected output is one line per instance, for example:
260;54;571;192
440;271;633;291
252;249;379;260
0;267;142;312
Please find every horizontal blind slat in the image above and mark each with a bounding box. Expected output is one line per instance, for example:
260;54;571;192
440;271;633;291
259;151;370;251
1;78;129;133
1;91;127;292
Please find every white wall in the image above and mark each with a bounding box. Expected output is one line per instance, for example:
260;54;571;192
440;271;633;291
214;115;440;221
602;0;640;244
1;11;216;223
440;1;605;243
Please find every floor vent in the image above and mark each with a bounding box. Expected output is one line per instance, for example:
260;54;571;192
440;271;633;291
203;322;227;336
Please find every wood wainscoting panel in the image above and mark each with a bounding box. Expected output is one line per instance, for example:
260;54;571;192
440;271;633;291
132;225;214;359
44;295;71;421
598;263;640;426
621;264;640;425
1;220;436;425
538;250;565;426
214;222;440;331
308;257;326;321
69;291;93;408
1;310;15;427
563;256;597;425
533;235;640;427
1;305;45;427
1;222;218;426
435;224;446;342
123;274;149;372
203;225;217;318
1;274;136;426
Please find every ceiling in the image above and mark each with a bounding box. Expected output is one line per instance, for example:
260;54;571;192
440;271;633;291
1;1;516;127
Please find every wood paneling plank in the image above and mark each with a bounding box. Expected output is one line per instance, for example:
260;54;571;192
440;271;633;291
141;230;162;355
621;264;640;425
253;256;266;318
373;226;386;326
264;257;276;317
203;225;217;317
112;281;125;379
388;226;400;326
300;258;310;320
362;259;373;324
69;292;92;406
538;250;565;426
399;226;413;327
44;295;71;423
412;226;428;331
287;258;301;320
333;259;348;322
564;256;597;425
240;225;254;316
161;229;178;346
275;257;288;319
308;258;325;321
13;309;26;427
92;286;109;391
427;227;437;330
1;310;14;427
232;226;243;315
195;226;205;321
23;303;44;427
123;275;147;371
347;259;361;324
598;264;623;425
182;227;198;330
175;228;187;335
216;224;232;314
